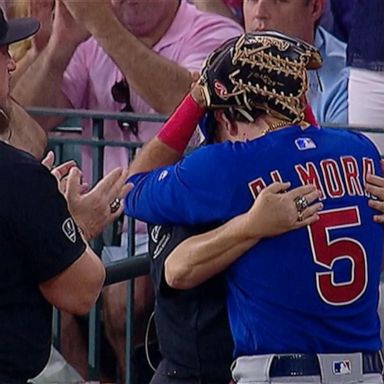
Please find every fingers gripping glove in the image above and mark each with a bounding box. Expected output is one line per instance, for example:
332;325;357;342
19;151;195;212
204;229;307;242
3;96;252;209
198;31;323;124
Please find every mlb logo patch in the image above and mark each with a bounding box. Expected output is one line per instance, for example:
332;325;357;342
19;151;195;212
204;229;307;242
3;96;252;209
333;360;351;375
295;137;317;151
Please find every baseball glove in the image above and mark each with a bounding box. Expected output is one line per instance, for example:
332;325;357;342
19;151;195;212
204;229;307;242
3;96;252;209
198;31;322;123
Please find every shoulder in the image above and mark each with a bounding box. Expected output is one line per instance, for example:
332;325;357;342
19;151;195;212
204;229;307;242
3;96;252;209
316;27;347;79
318;65;349;124
178;139;272;187
316;26;347;60
321;126;381;154
312;28;348;124
0;149;64;225
180;1;243;39
347;130;382;155
9;158;57;196
316;26;348;83
0;144;44;180
130;143;239;190
181;141;239;172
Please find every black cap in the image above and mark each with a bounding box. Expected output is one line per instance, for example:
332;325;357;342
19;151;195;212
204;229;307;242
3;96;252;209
0;8;39;46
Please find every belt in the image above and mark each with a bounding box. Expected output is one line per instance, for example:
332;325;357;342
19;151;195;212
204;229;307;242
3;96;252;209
269;352;383;377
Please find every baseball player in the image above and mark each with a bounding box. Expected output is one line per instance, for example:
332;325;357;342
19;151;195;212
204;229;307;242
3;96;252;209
125;31;384;384
148;176;321;384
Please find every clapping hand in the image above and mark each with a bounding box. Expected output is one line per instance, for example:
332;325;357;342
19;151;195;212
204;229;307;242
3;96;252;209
65;167;131;241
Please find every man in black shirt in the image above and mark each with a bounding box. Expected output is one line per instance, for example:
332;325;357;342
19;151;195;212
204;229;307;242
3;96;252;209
0;10;130;382
148;224;233;384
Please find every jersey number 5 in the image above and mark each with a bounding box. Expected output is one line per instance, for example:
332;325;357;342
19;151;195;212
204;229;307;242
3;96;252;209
308;207;367;306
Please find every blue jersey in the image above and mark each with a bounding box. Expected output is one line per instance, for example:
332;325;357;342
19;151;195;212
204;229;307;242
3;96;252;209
125;125;383;356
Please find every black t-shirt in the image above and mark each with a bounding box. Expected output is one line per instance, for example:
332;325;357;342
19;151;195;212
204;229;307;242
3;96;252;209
0;142;86;382
149;224;233;383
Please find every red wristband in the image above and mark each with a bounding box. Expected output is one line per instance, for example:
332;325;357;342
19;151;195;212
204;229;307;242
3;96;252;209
157;94;205;153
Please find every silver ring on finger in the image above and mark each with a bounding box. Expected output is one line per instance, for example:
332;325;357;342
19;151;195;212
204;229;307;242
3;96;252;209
294;196;309;213
109;198;121;214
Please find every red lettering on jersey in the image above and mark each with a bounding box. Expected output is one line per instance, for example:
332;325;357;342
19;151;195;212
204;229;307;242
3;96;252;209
295;162;326;200
309;207;367;305
248;178;266;199
270;170;283;183
320;159;345;198
340;156;364;196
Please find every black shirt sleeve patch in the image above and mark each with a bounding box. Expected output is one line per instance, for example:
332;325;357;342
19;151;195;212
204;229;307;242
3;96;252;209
62;217;77;243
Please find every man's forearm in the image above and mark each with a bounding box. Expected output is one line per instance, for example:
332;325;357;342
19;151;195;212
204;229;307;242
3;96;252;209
12;38;74;130
128;137;181;178
163;182;323;289
10;48;40;89
8;99;47;160
128;93;205;177
164;212;261;289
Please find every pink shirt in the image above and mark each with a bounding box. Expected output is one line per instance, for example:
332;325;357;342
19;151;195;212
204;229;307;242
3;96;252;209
62;0;243;182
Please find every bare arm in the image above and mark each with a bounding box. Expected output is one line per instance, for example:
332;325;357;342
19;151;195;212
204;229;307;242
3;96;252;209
11;0;55;87
165;215;259;290
89;19;192;114
12;37;74;129
39;245;105;315
128;85;206;177
38;161;131;314
10;47;39;89
61;0;192;114
165;182;322;289
12;1;88;130
128;137;182;178
8;98;47;159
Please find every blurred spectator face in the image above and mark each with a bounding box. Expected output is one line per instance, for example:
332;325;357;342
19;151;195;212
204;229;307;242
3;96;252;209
110;0;178;38
243;0;324;43
0;46;15;107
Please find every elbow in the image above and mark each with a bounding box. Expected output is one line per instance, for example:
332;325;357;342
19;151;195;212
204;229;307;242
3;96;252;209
66;284;104;315
61;266;106;316
39;251;106;315
69;297;98;316
165;273;186;290
74;268;106;315
164;260;196;290
70;292;101;315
